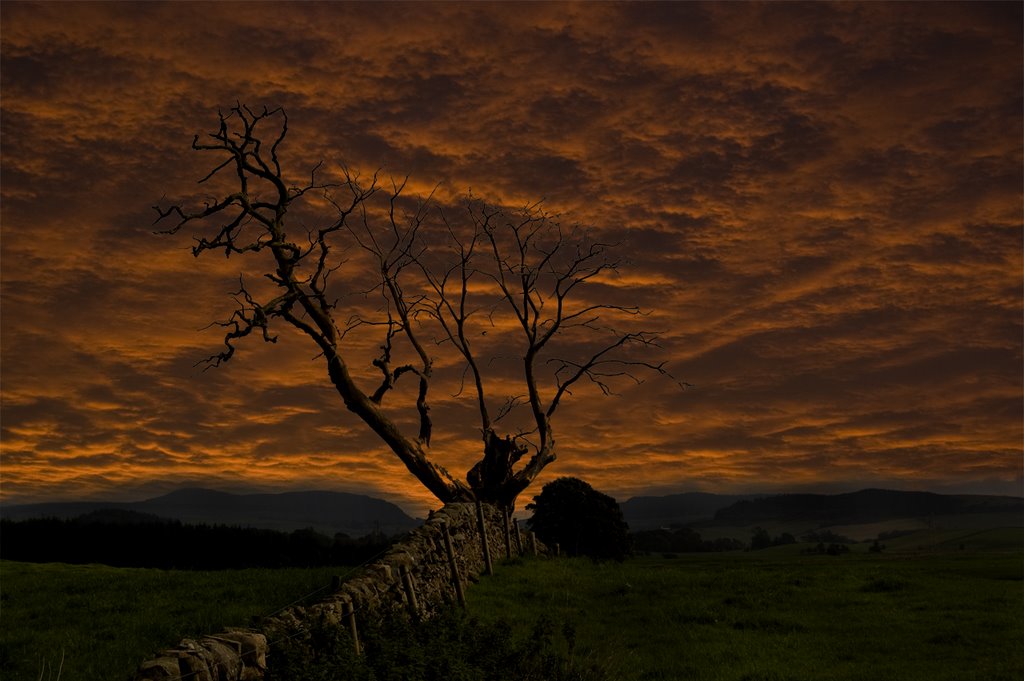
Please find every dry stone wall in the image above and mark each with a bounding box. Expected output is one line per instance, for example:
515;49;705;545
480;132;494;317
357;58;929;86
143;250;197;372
133;630;267;681
133;502;544;680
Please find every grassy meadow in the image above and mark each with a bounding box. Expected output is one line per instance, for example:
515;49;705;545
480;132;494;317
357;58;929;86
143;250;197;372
0;561;347;681
2;529;1021;680
467;534;1024;681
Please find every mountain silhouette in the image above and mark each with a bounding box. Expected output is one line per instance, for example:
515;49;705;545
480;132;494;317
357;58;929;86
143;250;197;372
711;489;1024;525
621;492;761;530
621;489;1023;531
0;488;420;538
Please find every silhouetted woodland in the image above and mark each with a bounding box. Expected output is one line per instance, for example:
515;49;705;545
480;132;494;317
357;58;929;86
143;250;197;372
631;526;745;554
750;526;798;550
0;510;400;569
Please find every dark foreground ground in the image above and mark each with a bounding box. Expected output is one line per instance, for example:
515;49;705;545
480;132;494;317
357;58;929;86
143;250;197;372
2;528;1021;680
466;531;1024;681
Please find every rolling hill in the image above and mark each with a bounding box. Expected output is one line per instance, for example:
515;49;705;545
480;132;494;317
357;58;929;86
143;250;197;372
711;488;1024;525
620;492;761;530
0;488;420;538
621;488;1024;542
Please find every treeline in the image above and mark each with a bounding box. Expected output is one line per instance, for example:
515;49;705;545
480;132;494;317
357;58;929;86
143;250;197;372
750;526;797;550
632;526;860;554
0;511;401;569
631;527;745;554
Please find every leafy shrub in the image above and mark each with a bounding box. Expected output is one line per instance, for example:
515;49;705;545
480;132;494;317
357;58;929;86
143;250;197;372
265;607;608;681
265;610;371;681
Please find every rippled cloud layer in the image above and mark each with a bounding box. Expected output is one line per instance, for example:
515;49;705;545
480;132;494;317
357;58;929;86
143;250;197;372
2;2;1021;513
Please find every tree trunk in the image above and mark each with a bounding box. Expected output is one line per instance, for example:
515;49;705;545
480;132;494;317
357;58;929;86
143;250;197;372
467;429;543;511
326;354;473;504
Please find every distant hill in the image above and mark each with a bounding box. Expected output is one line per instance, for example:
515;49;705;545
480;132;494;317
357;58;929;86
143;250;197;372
0;488;420;538
620;492;762;530
620;489;1024;538
75;508;168;525
712;489;1024;526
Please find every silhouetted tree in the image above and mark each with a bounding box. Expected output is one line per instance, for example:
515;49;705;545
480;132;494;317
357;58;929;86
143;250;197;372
526;477;630;560
750;527;798;550
750;526;772;550
155;105;682;510
801;529;853;544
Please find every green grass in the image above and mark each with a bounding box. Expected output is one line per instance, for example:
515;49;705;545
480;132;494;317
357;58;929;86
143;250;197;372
4;543;1022;681
467;549;1024;681
883;527;1024;552
0;561;345;681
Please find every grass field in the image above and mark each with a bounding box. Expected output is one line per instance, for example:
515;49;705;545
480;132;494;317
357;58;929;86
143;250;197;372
2;533;1021;681
467;542;1024;681
0;561;347;681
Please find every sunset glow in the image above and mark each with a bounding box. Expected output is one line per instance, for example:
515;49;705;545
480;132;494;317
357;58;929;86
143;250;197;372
2;2;1021;515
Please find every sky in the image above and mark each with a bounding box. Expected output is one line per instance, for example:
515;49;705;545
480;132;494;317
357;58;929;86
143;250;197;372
1;1;1022;516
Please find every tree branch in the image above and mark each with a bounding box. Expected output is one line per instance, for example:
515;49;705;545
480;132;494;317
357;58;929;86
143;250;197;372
156;105;681;509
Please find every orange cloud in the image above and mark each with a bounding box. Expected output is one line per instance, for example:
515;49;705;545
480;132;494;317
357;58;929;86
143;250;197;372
1;2;1020;516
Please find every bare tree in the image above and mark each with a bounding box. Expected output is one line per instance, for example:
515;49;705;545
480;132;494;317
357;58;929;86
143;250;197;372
155;105;676;510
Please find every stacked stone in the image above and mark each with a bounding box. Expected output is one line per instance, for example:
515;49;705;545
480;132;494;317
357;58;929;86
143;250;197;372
133;630;266;680
132;502;546;680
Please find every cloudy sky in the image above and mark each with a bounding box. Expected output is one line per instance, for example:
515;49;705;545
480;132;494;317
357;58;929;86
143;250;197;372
2;1;1021;515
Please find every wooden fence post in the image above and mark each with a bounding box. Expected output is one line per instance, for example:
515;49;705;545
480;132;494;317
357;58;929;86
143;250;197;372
554;542;561;557
502;507;513;558
442;523;466;608
399;564;420;620
530;531;538;557
342;599;361;656
475;499;493;576
514;518;523;556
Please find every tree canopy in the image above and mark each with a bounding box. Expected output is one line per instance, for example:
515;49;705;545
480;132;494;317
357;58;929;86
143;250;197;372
526;477;631;560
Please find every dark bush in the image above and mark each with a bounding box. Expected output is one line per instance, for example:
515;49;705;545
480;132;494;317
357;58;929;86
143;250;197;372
265;608;608;681
750;527;772;550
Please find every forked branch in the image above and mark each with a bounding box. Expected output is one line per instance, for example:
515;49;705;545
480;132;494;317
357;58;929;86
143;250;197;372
155;105;681;510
